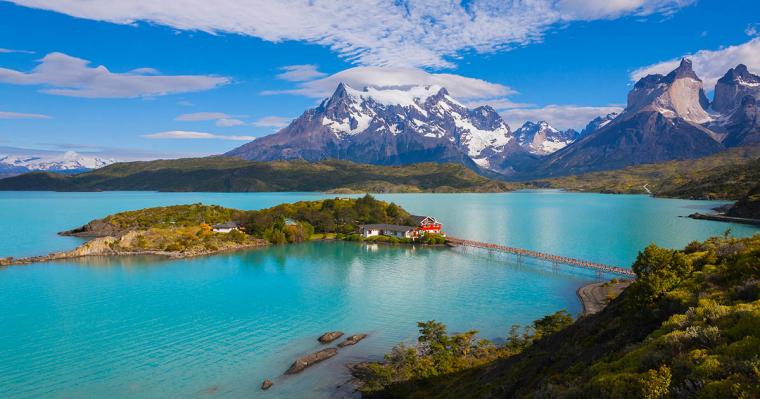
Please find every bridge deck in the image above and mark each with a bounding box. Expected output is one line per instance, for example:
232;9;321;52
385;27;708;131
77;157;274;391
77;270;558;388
445;237;636;277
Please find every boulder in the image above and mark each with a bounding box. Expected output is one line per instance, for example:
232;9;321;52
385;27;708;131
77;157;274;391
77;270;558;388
285;348;338;374
317;331;344;344
338;334;368;348
260;379;273;390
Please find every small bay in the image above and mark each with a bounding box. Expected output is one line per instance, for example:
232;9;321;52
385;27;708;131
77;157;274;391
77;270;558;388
0;191;757;398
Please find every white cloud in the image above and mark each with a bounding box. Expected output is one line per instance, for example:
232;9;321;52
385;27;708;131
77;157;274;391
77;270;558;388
464;98;534;110
0;48;35;54
264;66;515;100
252;116;291;128
8;0;692;68
216;118;246;127
746;23;760;37
0;111;51;119
0;52;229;98
175;112;235;121
500;105;623;130
630;38;760;89
142;130;256;141
276;64;327;82
556;0;694;20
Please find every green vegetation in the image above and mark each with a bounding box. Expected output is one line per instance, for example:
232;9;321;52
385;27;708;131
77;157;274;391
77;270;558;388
0;158;517;193
727;184;760;219
103;203;240;230
71;195;442;255
537;146;760;200
360;233;760;398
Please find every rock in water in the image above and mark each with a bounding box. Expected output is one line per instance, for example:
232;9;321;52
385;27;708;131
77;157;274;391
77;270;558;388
260;379;273;390
338;334;368;348
285;348;338;374
317;331;344;344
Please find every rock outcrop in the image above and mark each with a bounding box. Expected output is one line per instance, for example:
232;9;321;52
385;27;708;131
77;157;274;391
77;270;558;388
285;348;338;374
317;331;344;344
338;334;368;348
260;379;273;390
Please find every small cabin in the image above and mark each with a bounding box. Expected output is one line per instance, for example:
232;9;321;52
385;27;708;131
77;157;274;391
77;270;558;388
410;215;443;235
213;221;240;233
360;224;416;239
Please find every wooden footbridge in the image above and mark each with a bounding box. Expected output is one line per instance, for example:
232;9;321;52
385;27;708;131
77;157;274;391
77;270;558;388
445;237;636;278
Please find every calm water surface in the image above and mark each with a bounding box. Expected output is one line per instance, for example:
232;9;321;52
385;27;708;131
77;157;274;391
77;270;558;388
0;191;757;398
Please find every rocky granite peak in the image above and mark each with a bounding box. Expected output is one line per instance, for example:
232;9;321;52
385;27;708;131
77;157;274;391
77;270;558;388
713;64;760;114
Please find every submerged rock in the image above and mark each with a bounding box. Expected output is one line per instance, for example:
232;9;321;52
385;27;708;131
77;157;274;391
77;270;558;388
285;348;338;374
338;334;368;348
260;379;273;390
317;331;344;344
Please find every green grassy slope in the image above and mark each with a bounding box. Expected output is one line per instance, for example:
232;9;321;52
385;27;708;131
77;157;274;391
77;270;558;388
536;146;760;200
366;234;760;398
0;158;517;193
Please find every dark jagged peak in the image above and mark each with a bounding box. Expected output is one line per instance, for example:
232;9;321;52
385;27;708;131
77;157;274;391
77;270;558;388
718;64;759;84
713;64;760;114
662;58;701;83
580;112;619;137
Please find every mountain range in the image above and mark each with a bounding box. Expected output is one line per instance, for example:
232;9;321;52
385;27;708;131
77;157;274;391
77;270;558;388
225;60;760;179
0;151;115;178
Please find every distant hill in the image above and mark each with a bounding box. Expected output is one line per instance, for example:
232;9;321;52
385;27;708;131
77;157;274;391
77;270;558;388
537;146;760;200
0;157;516;193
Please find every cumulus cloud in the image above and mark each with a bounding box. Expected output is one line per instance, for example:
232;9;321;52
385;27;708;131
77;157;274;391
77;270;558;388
264;66;515;101
142;130;256;141
8;0;692;68
276;64;327;82
630;38;760;89
251;116;292;128
0;111;51;119
500;105;623;130
0;52;229;98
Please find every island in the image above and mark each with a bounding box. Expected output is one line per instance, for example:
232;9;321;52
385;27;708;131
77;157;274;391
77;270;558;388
0;195;446;266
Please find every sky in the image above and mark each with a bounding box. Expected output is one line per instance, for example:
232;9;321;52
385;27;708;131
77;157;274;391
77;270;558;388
1;0;759;160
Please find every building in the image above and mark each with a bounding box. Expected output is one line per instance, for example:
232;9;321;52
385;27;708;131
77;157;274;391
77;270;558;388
360;224;417;239
359;215;444;240
410;215;443;235
212;221;240;233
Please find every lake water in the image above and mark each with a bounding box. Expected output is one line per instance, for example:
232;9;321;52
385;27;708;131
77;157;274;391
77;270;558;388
0;191;757;398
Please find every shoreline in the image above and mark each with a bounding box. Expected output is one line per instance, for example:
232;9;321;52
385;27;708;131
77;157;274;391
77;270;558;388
576;280;632;316
0;236;270;267
688;212;760;226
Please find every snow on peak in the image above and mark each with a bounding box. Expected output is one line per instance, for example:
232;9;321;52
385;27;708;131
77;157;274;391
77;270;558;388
0;151;116;174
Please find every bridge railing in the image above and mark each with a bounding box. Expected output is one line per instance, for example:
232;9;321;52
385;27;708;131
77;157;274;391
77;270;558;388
445;237;635;277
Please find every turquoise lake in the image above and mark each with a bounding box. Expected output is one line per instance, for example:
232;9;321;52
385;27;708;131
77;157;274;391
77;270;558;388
0;191;758;398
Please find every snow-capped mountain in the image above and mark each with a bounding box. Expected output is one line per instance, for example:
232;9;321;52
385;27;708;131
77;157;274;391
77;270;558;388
226;83;526;174
513;121;579;155
0;151;115;177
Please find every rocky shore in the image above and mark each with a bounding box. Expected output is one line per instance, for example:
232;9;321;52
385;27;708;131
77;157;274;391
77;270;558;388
576;280;631;316
0;235;269;267
688;212;760;226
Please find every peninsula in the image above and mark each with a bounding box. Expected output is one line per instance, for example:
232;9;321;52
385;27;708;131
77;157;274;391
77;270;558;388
0;195;444;266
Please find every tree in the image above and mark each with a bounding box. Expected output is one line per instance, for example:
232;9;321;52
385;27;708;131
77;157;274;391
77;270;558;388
629;244;691;306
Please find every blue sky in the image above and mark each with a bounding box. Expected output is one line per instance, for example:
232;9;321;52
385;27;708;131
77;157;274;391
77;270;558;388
1;0;759;160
